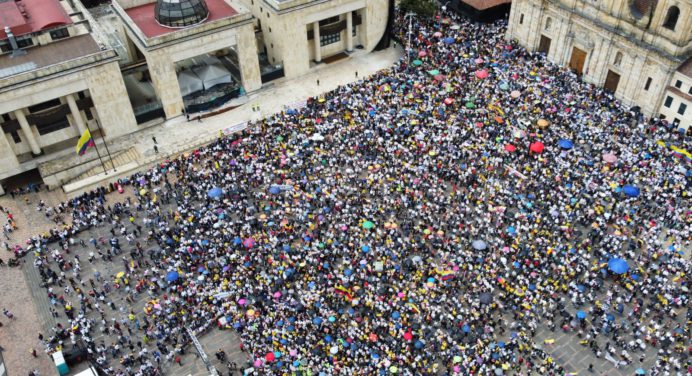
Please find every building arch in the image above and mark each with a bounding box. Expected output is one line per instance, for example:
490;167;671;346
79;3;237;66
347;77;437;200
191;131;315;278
662;6;680;29
614;51;623;66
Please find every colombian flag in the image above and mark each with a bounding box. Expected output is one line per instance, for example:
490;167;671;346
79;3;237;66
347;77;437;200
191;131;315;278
76;129;95;156
334;285;353;301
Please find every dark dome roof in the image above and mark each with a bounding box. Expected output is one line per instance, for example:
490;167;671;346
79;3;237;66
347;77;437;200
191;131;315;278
155;0;209;28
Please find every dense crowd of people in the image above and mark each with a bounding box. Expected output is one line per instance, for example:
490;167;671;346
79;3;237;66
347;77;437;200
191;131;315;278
19;8;690;376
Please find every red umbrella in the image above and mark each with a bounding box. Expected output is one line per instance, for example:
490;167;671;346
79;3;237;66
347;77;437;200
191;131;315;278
403;329;413;341
530;142;545;154
265;352;275;362
504;144;516;152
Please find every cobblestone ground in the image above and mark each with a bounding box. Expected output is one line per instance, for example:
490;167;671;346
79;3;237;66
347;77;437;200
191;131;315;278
0;188;69;376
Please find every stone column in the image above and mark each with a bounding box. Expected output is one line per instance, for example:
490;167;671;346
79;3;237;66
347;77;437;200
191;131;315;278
313;21;321;63
14;109;41;155
236;23;262;92
65;93;87;135
346;11;354;52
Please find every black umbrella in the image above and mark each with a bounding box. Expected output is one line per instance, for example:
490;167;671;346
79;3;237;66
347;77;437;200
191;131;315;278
479;292;493;305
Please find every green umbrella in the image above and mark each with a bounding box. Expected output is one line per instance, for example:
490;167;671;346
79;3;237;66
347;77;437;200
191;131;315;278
499;82;509;91
362;221;375;229
277;135;284;141
412;60;422;66
465;102;476;109
427;69;440;76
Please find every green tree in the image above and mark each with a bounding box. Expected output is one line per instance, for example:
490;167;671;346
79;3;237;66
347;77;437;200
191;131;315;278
399;0;437;18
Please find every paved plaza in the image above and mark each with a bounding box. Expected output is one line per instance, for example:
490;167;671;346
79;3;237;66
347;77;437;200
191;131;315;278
0;12;689;376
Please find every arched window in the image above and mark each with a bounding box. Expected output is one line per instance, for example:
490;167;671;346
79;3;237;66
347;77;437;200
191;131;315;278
545;17;552;31
614;51;622;66
663;6;680;29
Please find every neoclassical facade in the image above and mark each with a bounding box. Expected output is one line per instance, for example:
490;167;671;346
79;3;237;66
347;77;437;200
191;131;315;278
0;0;391;192
506;0;692;117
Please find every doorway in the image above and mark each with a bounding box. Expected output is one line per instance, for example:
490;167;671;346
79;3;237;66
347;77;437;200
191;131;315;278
604;70;620;93
569;47;587;75
537;35;551;55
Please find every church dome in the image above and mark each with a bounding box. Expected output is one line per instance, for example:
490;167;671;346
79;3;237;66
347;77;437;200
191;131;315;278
155;0;210;28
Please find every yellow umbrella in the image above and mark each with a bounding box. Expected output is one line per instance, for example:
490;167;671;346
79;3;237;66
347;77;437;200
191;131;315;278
537;119;550;128
116;271;125;279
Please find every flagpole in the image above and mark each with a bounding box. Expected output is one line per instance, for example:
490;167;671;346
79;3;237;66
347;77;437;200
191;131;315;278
94;119;116;172
85;121;108;175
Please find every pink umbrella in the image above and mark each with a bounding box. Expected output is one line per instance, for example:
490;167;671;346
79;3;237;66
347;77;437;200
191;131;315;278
602;153;617;163
475;69;489;79
474;58;484;64
243;238;255;248
238;298;247;305
434;74;444;81
510;90;521;98
254;359;262;367
418;50;427;57
433;31;443;37
289;349;298;357
273;291;282;299
444;98;454;105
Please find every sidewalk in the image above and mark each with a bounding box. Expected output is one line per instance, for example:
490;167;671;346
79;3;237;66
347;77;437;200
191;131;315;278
65;47;403;196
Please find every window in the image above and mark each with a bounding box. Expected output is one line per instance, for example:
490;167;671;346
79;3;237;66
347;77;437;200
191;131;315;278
545;17;552;31
10;131;20;143
320;32;341;47
319;16;340;26
644;77;652;90
688;86;692;95
678;103;687;115
664;96;673;108
268;27;271;33
674;80;682;88
28;98;61;113
520;14;524;24
663;6;680;30
16;37;33;48
50;28;69;40
613;52;622;66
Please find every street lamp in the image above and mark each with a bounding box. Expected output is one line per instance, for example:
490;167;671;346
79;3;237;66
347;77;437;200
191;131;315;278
404;12;416;65
441;0;451;11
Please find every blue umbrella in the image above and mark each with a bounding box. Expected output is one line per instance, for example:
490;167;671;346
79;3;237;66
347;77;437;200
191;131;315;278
608;258;630;274
207;187;223;199
344;268;353;276
443;37;455;44
623;185;640;197
313;317;323;325
635;368;646;375
268;186;281;195
558;139;573;149
462;324;471;333
166;271;179;282
472;240;487;250
606;313;615;322
361;245;371;253
507;226;516;235
391;311;401;319
414;340;424;349
325;335;333;343
576;310;586;319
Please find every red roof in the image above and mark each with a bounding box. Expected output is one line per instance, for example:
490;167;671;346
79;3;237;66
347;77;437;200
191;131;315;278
461;0;512;10
125;0;238;39
0;0;72;40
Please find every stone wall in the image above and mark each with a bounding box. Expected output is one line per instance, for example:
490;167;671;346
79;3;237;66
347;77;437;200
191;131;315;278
507;0;689;117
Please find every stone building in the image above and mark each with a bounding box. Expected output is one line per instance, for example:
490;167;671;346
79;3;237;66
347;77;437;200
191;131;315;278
0;0;391;192
0;0;137;194
248;0;390;80
506;0;692;119
659;58;691;129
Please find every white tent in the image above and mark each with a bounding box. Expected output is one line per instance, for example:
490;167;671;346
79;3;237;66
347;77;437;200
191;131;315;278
193;64;232;90
178;70;204;97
